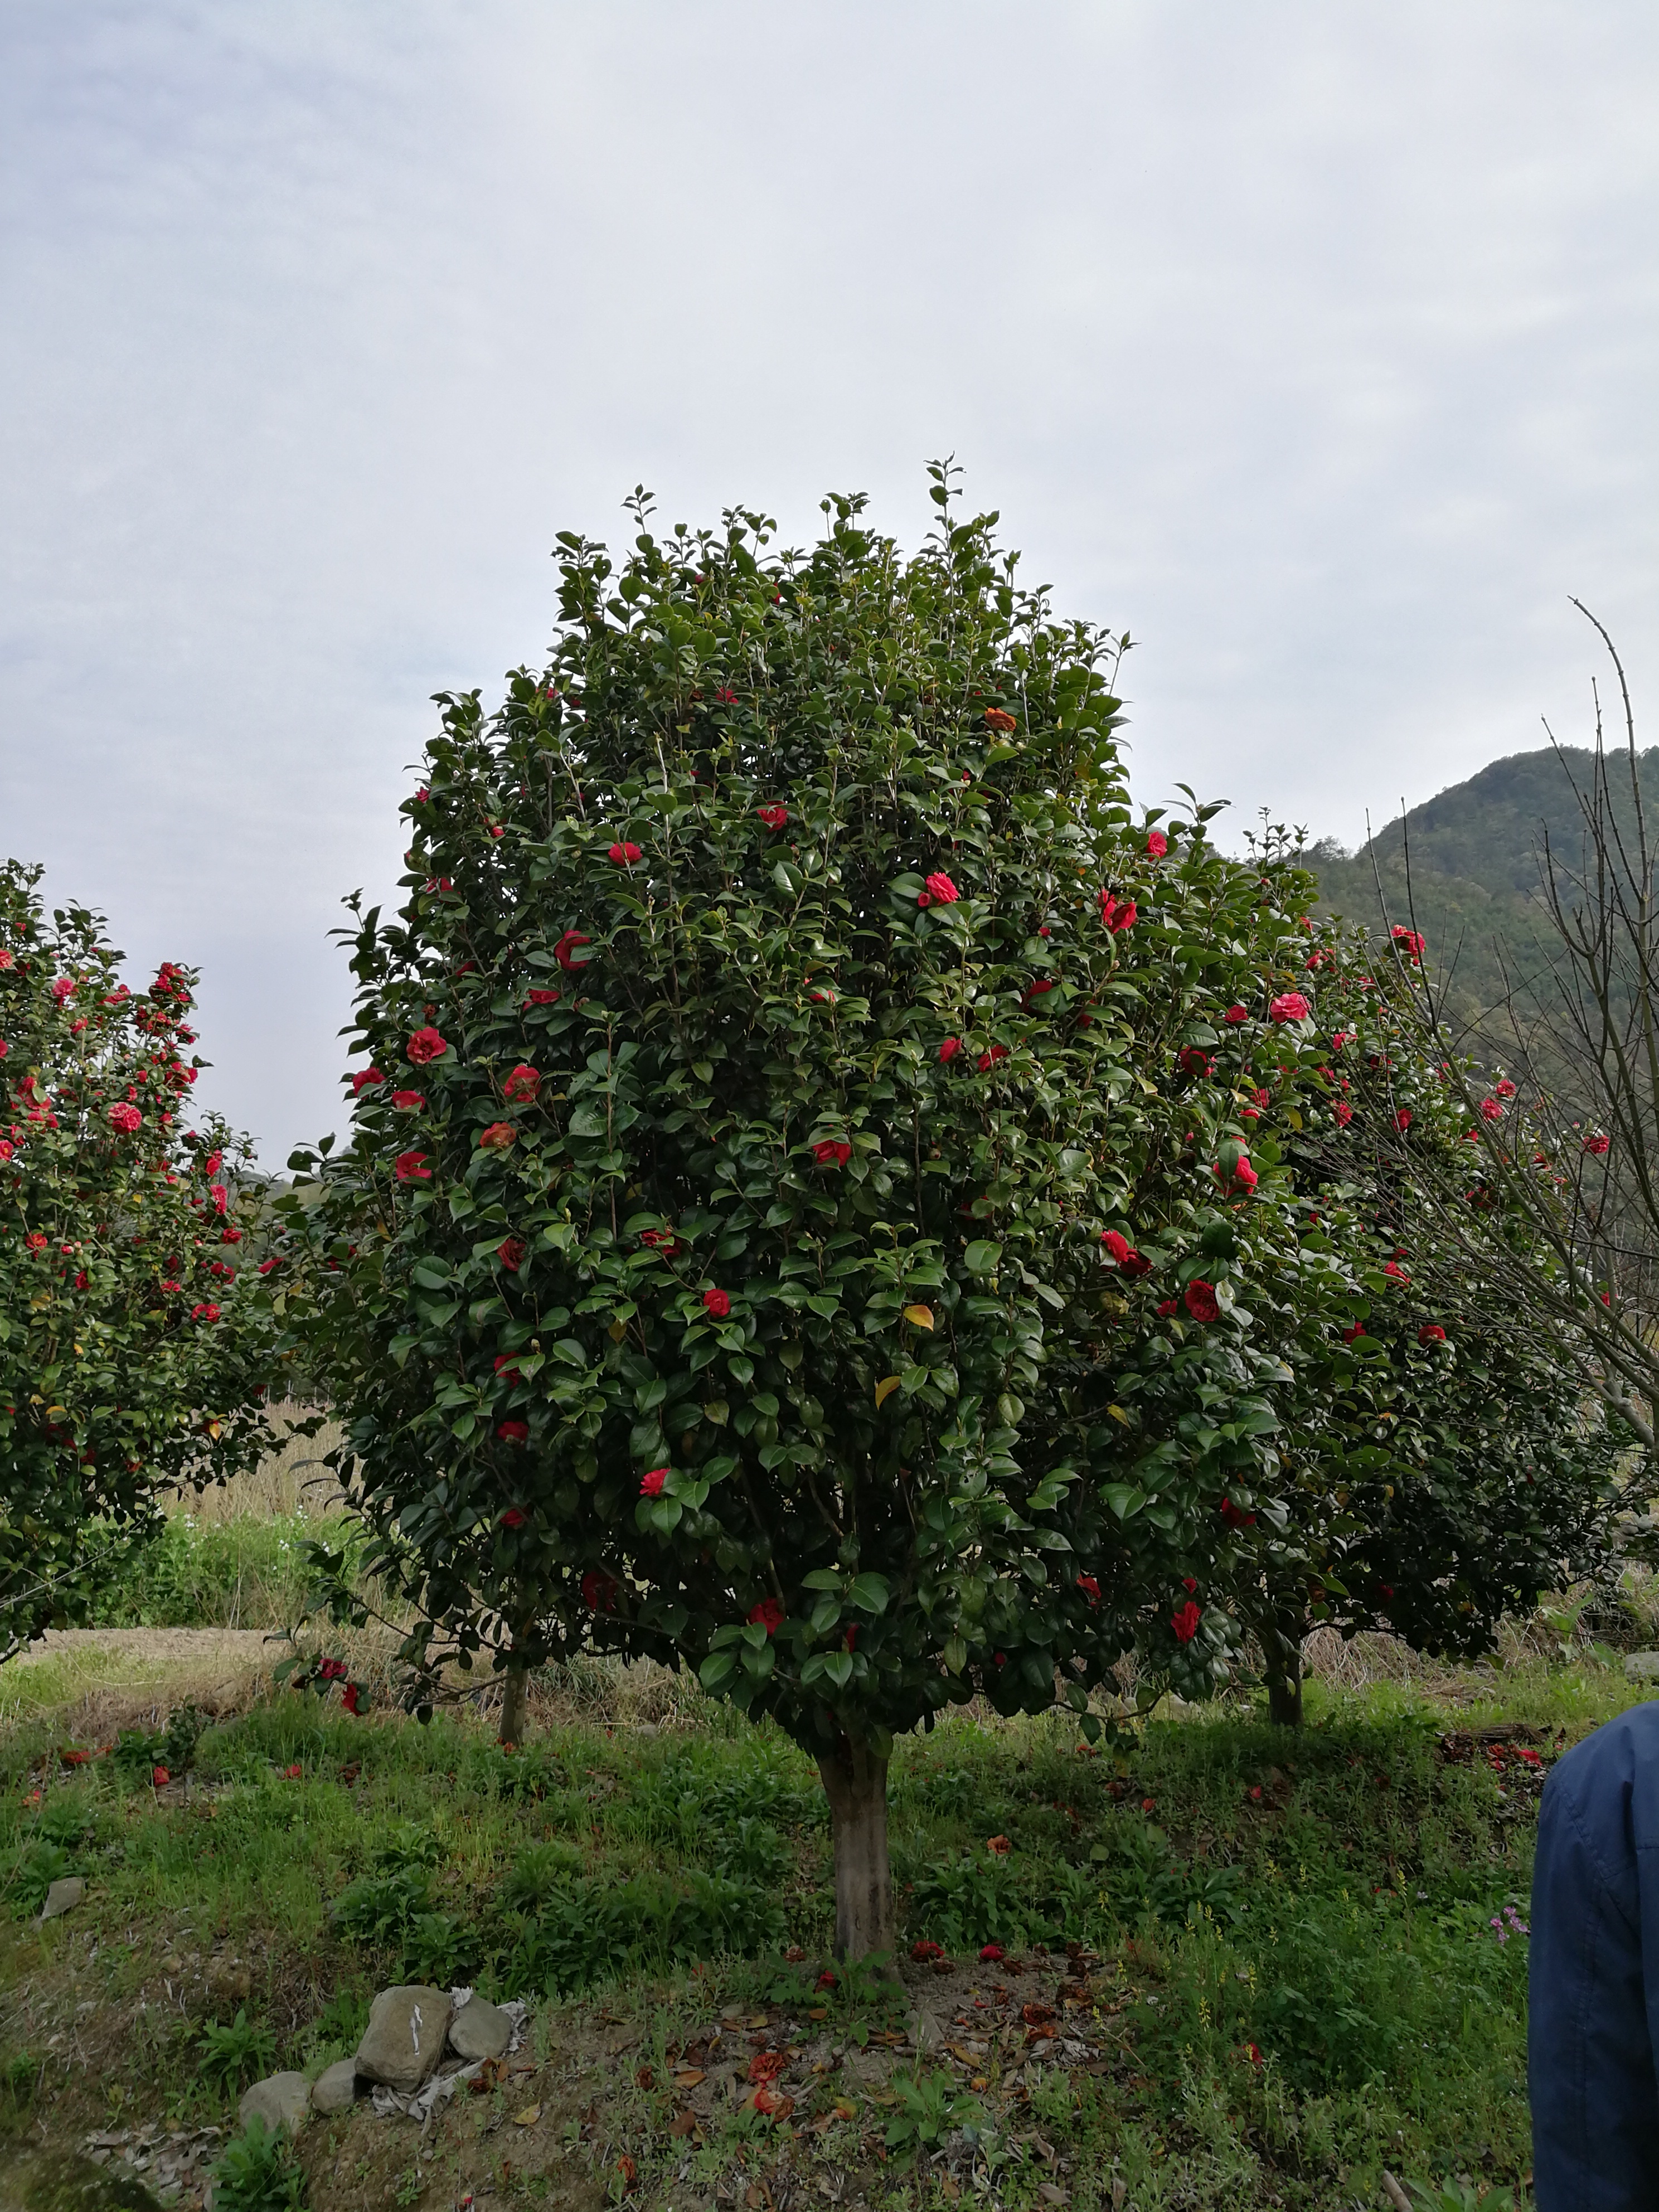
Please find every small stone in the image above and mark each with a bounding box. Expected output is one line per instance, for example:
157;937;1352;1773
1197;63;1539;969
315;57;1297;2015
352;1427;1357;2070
40;1876;86;1920
1626;1651;1659;1682
239;2072;309;2136
355;1986;453;2094
311;2056;360;2114
447;1996;511;2063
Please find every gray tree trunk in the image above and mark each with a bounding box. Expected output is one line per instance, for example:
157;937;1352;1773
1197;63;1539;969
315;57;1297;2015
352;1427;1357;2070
1266;1646;1303;1728
817;1739;894;1962
498;1662;527;1747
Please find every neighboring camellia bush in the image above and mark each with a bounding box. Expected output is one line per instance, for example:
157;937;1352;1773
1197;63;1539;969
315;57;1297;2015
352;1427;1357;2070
282;478;1434;1953
0;861;279;1657
1197;868;1633;1718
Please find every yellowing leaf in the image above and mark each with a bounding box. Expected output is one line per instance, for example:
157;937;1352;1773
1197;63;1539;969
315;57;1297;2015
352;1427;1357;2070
512;2102;542;2127
875;1375;902;1409
607;1321;627;1342
1107;1404;1131;1425
902;1304;934;1330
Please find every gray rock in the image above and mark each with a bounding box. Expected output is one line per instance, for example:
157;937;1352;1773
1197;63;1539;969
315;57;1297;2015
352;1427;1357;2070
447;1996;511;2063
1626;1651;1659;1682
40;1876;85;1920
311;2057;360;2114
355;1986;452;2094
239;2071;309;2136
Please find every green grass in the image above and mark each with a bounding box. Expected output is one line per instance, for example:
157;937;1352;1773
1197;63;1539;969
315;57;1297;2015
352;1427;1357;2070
1;1657;1647;2209
81;1511;332;1631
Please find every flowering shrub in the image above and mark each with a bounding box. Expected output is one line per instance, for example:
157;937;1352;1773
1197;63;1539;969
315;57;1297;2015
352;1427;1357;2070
280;474;1452;1946
0;862;278;1658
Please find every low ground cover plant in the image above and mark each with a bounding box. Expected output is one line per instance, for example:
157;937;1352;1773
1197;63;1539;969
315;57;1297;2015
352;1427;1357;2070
0;1660;1637;2206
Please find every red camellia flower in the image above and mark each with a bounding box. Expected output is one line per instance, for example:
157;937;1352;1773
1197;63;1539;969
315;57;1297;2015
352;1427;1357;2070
1584;1132;1612;1155
494;1353;523;1382
1333;1101;1354;1127
407;1027;448;1065
108;1102;142;1133
51;976;75;1003
702;1287;731;1318
979;1942;1005;1961
341;1684;363;1715
1331;1031;1352;1051
525;988;561;1006
1495;1077;1517;1098
1177;1046;1213;1077
152;1764;169;1787
1182;1575;1199;1593
639;1467;668;1498
1219;1496;1256;1529
1391;925;1426;961
813;1139;852;1168
554;930;592;972
497;1236;526;1269
1384;1261;1410;1282
478;1122;517;1151
977;1045;1010;1071
1479;1097;1503;1120
1146;830;1168;858
503;1064;541;1102
1223;1005;1249;1025
1419;1323;1448;1345
1076;1574;1100;1607
1221;1154;1258;1193
1268;992;1309;1023
1157;1297;1178;1316
1342;1323;1366;1345
581;1569;620;1613
939;1036;963;1064
391;1089;425;1109
983;707;1017;733
1172;1600;1202;1643
496;1420;529;1444
757;804;788;830
922;871;959;905
395;1149;432;1182
499;1506;528;1527
911;1939;944;1962
1098;892;1137;933
1184;1280;1220;1323
257;1255;283;1275
748;1597;784;1636
190;1303;221;1323
1394;1109;1413;1132
607;841;642;866
351;1067;385;1095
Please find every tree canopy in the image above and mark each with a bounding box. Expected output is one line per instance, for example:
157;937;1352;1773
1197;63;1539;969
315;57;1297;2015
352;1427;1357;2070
0;861;278;1659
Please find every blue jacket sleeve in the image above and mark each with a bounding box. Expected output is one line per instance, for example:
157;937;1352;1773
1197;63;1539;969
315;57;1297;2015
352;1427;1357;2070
1529;1700;1659;2211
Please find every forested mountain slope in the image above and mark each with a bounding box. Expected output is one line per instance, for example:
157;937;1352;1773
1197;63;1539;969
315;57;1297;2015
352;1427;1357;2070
1302;744;1659;1049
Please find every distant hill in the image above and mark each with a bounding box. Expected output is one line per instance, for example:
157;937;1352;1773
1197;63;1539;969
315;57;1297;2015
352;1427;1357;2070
1303;744;1659;1052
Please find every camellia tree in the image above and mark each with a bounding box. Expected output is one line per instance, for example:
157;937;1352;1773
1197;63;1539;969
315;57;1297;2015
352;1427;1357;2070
0;861;279;1658
1206;865;1634;1721
283;477;1418;1954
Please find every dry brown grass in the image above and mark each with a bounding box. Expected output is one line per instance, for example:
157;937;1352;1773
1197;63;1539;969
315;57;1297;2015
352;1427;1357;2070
159;1403;348;1523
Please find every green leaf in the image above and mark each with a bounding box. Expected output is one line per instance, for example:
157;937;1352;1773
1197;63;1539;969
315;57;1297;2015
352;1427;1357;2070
848;1573;891;1614
963;1241;1002;1277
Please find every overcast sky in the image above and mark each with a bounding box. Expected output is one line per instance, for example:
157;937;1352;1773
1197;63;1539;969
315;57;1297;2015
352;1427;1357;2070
3;2;1656;1161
